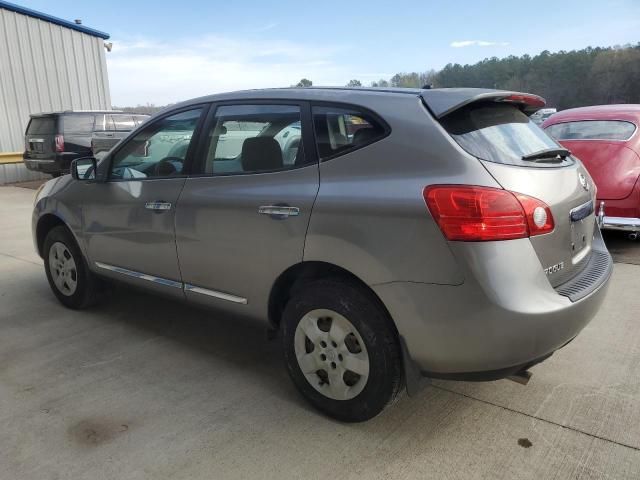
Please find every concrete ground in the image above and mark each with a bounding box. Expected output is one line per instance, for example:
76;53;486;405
1;184;640;480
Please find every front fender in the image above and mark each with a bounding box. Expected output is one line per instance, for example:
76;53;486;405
32;175;88;260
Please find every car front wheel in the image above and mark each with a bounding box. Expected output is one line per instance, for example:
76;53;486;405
43;225;102;309
282;278;403;422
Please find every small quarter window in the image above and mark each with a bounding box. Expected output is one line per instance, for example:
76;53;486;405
312;106;386;160
545;120;636;141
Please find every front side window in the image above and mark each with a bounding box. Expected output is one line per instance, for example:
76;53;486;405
312;106;387;160
203;105;307;174
110;108;203;180
545;120;636;141
62;114;95;134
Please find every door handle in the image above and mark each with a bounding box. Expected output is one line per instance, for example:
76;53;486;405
258;205;300;219
145;201;172;211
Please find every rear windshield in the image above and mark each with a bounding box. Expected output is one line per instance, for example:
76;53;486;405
545;120;636;141
62;114;96;133
27;117;56;135
440;103;570;167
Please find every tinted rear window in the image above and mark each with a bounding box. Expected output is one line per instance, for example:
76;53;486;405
441;103;568;167
545;120;636;141
63;114;96;133
27;117;56;134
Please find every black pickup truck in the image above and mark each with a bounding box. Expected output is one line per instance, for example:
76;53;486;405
24;111;148;176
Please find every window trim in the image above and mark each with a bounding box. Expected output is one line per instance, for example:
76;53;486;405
310;101;391;162
544;119;638;142
104;103;210;182
189;99;318;178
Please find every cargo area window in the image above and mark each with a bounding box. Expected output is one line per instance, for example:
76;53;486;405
545;120;636;141
312;106;387;160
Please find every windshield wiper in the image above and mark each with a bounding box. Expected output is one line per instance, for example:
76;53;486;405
522;147;571;162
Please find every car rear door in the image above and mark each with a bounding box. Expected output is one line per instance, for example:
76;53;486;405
82;106;207;296
435;98;598;288
175;102;319;318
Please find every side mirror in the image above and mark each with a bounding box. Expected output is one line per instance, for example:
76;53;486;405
71;157;97;181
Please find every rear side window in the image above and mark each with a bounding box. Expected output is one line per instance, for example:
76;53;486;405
62;114;95;133
26;117;56;134
202;104;309;175
312;106;387;160
440;103;567;167
545;120;636;141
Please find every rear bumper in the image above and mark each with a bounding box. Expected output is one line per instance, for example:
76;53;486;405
24;154;73;174
373;232;612;376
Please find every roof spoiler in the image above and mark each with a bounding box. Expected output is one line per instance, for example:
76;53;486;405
420;88;546;118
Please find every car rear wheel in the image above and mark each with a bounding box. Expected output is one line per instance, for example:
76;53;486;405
282;278;403;422
43;226;102;309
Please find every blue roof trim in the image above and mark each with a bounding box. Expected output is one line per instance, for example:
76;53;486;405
0;1;110;39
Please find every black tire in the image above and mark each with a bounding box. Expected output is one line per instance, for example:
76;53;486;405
43;225;102;309
282;278;403;422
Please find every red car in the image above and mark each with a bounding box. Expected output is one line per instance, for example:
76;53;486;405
543;105;640;236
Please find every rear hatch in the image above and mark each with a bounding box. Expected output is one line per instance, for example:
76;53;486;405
425;92;597;288
24;115;58;159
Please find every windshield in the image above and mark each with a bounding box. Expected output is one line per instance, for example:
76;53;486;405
441;103;572;167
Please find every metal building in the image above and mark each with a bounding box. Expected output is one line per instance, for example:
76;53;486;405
0;1;111;182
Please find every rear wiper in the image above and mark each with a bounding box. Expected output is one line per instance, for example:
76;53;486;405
522;147;571;162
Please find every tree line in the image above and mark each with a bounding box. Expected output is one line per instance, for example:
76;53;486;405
298;43;640;110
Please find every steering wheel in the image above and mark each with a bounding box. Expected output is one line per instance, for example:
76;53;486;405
153;157;183;177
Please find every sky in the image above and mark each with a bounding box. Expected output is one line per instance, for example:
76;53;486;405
17;0;640;106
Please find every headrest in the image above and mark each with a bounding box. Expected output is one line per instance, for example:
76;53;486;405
241;137;283;172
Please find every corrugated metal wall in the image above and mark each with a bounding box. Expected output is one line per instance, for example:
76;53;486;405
0;7;111;152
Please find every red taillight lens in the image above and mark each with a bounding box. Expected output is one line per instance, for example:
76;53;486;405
424;186;554;241
55;134;64;153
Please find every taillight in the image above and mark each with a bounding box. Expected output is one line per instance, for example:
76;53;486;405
55;134;64;153
424;185;554;242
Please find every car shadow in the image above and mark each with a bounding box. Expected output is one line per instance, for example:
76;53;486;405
92;283;306;408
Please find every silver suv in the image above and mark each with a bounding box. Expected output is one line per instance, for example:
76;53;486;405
32;88;612;422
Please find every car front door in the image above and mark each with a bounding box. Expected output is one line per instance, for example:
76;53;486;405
82;106;207;296
175;103;319;318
